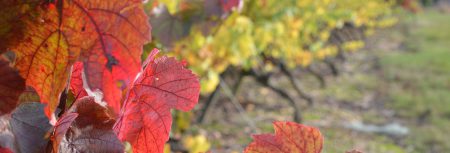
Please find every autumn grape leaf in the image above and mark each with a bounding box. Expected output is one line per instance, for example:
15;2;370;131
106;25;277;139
10;102;53;153
10;0;151;121
55;97;123;153
114;49;200;153
244;121;324;153
11;1;83;122
78;0;151;114
0;59;25;115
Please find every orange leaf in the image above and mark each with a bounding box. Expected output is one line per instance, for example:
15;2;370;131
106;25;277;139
9;0;151;121
244;121;324;153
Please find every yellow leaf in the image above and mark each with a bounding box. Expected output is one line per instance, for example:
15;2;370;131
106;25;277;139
183;134;211;153
164;143;171;153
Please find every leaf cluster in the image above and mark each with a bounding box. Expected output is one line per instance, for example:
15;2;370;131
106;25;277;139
0;1;200;153
150;0;398;93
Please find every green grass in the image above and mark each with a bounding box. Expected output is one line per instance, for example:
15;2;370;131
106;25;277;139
324;73;379;102
318;10;450;153
381;10;450;153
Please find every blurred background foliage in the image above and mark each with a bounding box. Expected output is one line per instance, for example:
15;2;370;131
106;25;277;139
140;0;449;152
146;0;397;94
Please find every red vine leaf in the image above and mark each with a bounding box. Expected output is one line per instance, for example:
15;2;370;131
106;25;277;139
244;121;324;153
114;49;200;153
0;59;25;115
10;0;151;121
69;62;87;99
78;0;151;114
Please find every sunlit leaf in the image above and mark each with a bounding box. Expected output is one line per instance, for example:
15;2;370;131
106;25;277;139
114;49;200;153
11;1;80;121
244;121;323;153
78;0;152;114
10;0;151;121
